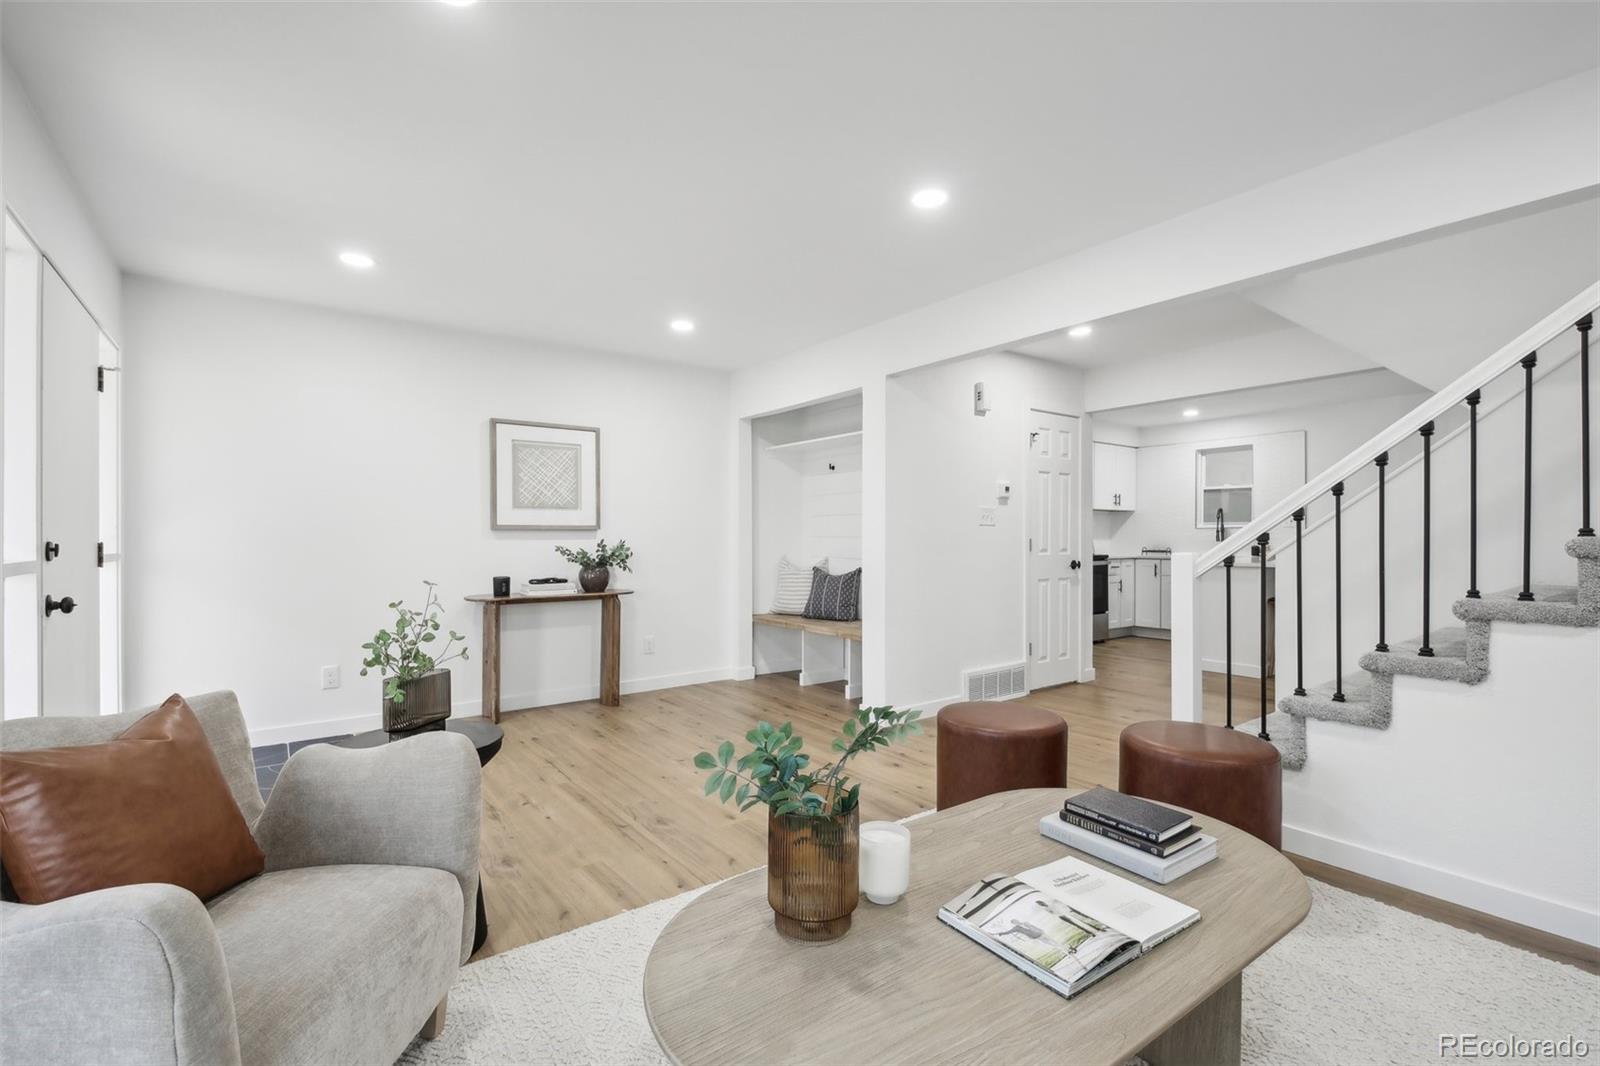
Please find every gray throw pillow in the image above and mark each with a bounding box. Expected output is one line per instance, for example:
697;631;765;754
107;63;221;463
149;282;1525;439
804;566;861;622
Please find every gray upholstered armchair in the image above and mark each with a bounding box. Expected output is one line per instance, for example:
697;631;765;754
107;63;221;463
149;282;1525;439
0;691;481;1066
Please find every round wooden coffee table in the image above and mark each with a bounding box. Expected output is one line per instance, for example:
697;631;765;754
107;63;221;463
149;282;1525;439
643;788;1309;1066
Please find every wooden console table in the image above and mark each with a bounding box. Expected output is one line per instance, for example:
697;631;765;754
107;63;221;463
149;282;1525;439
465;589;633;722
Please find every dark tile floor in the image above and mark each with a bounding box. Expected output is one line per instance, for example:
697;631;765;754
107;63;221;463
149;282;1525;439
252;736;349;799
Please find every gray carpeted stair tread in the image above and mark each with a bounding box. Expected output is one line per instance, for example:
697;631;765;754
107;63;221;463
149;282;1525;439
1453;585;1598;627
1360;622;1489;684
1278;674;1390;729
1231;712;1305;771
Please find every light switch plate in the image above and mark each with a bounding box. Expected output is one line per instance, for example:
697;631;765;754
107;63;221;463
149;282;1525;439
978;507;997;527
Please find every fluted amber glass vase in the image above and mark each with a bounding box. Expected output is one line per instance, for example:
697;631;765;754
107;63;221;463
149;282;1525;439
767;802;859;942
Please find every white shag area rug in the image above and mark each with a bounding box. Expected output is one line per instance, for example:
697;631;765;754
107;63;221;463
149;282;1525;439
400;879;1599;1066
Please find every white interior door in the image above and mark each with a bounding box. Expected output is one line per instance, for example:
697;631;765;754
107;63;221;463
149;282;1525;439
40;263;100;715
1026;411;1081;689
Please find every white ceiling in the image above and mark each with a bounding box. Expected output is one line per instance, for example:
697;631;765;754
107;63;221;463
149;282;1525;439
1095;369;1427;429
5;2;1597;370
1008;293;1294;369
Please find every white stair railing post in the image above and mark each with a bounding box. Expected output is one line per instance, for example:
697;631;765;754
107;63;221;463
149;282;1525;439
1170;552;1202;722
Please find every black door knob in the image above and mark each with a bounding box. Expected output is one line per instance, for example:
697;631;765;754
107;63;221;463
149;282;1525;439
44;595;76;617
1069;559;1082;570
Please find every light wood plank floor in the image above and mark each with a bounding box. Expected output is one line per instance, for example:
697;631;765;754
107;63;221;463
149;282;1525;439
476;636;1595;972
476;637;1257;957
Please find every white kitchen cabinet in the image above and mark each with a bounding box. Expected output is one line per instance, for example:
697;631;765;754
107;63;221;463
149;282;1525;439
1133;557;1164;628
1108;561;1135;629
1092;443;1137;511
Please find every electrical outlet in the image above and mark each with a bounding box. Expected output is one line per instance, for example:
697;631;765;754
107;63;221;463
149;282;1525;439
321;665;341;690
978;507;997;527
643;635;656;655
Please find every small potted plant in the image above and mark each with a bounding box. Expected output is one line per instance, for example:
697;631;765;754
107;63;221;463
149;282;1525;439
359;581;469;732
693;706;921;941
554;538;634;593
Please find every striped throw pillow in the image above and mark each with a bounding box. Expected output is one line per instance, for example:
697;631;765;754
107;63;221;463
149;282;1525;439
804;566;861;622
772;556;826;614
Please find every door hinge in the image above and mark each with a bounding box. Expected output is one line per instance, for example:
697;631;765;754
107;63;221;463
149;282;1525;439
97;365;120;392
1028;641;1033;656
98;542;105;568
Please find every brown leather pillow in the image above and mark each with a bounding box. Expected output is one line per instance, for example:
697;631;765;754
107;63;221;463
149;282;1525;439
0;694;265;904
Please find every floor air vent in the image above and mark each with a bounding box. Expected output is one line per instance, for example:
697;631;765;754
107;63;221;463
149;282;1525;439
964;663;1028;702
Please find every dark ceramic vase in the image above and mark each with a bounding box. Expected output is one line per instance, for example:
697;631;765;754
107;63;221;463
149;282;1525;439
579;566;611;593
382;668;452;733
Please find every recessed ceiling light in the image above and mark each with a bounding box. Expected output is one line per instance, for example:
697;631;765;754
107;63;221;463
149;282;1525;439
669;318;695;334
439;0;479;7
337;249;376;270
910;187;949;210
1182;408;1200;418
1068;324;1093;339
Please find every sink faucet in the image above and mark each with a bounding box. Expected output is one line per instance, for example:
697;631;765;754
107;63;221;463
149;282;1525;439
1215;507;1226;542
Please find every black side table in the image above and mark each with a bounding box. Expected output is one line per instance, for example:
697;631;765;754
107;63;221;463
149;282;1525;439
334;718;503;954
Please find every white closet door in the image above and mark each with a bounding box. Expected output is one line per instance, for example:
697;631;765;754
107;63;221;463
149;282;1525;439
40;263;100;715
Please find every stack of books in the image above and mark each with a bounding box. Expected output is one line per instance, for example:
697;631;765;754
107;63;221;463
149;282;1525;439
1038;786;1217;884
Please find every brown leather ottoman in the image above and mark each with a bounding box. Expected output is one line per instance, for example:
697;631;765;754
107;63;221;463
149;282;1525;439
936;702;1067;810
1119;720;1282;849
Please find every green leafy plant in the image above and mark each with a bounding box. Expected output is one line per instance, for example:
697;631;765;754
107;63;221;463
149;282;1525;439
693;706;922;818
359;581;469;703
554;538;634;572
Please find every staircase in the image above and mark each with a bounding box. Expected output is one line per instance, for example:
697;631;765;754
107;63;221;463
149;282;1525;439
1269;537;1598;769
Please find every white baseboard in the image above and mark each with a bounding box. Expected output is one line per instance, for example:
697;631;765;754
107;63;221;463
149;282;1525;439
249;713;383;747
895;689;1028;716
1201;657;1262;679
1283;822;1600;947
731;666;757;681
248;666;742;747
1082;667;1096;683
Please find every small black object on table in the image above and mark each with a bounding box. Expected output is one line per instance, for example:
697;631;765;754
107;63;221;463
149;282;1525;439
334;718;503;954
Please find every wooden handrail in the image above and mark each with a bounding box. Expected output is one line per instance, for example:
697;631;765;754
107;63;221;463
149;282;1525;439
1195;283;1600;576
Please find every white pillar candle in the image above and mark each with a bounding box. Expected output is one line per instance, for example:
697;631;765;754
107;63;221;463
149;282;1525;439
859;821;911;905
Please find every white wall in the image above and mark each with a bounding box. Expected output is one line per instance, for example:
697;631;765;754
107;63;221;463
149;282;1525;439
123;278;736;744
2;61;120;338
1284;622;1600;945
885;351;1087;710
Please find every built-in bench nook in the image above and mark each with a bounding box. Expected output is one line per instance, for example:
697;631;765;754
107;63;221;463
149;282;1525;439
752;613;862;698
750;393;864;699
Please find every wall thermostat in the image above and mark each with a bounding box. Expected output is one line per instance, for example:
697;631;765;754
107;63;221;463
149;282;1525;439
974;381;990;415
997;480;1012;500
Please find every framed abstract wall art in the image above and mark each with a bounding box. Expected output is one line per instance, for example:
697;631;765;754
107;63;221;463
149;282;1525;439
490;419;600;530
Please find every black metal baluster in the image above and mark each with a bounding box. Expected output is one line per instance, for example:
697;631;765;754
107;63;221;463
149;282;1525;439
1292;508;1306;697
1519;353;1537;601
1257;532;1270;740
1374;453;1389;651
1224;554;1235;729
1579;315;1593;538
1466;393;1481;599
1419;422;1435;656
1332;482;1346;702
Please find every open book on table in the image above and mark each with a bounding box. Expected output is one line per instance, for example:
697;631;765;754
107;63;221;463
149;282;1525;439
938;855;1199;999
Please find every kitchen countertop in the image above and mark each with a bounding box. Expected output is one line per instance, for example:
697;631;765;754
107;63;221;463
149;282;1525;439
1099;552;1273;569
